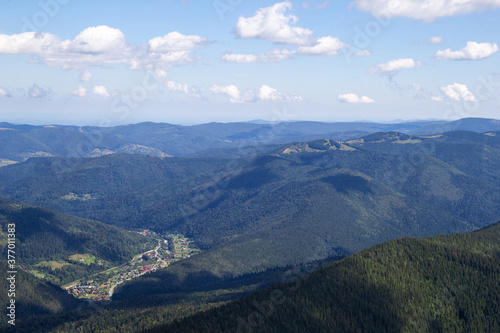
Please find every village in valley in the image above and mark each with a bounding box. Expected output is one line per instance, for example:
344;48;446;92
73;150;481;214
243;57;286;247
63;232;200;301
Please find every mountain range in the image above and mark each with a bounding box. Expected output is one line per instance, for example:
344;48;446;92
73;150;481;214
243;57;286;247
1;118;499;163
1;118;499;332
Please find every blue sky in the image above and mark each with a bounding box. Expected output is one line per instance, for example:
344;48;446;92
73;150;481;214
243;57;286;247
0;0;499;125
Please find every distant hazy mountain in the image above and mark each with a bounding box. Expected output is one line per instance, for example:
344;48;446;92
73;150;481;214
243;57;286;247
410;118;500;135
3;118;497;162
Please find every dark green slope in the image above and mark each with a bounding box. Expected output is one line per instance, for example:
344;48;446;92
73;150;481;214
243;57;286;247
0;153;230;227
0;261;81;328
344;130;500;187
113;164;470;302
157;222;500;333
0;198;156;284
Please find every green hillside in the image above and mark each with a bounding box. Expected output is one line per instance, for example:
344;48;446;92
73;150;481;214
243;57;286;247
156;222;500;332
0;198;156;284
0;154;230;228
0;261;81;328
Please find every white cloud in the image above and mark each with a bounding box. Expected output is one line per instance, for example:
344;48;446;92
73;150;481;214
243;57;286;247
28;84;50;98
435;41;499;60
234;1;314;45
165;80;202;98
352;0;500;22
297;36;348;56
93;85;110;97
368;58;423;76
210;84;242;103
441;83;477;102
73;85;88;97
222;49;295;63
353;50;372;56
148;31;207;53
0;26;208;71
139;31;209;68
210;84;302;103
258;85;302;102
223;37;350;63
337;93;375;103
166;81;189;94
431;96;444;102
428;36;444;45
221;53;258;63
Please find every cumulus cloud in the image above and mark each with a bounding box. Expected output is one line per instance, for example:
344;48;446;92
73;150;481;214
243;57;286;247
352;0;500;22
297;36;348;56
0;26;208;71
221;53;259;63
222;48;295;63
435;41;499;60
73;85;88;97
337;93;375;103
228;2;348;62
210;84;302;103
368;58;423;76
165;80;202;98
92;85;110;97
28;84;50;98
210;84;242;103
440;83;477;102
234;1;314;45
136;31;209;68
258;85;302;101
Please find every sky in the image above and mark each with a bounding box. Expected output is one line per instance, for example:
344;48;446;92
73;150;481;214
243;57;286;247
0;0;499;125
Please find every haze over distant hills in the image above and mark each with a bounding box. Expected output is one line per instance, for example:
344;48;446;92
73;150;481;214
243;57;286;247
1;118;498;163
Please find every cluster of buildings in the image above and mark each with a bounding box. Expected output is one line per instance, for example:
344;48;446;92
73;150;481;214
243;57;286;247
67;283;110;301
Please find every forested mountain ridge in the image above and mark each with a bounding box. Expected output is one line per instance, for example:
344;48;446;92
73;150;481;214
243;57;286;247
155;221;500;333
0;152;229;206
1;130;499;299
1;118;498;163
109;130;500;306
0;198;156;285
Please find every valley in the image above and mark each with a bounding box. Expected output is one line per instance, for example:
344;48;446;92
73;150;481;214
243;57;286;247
64;233;200;301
